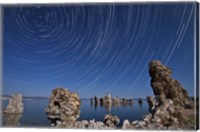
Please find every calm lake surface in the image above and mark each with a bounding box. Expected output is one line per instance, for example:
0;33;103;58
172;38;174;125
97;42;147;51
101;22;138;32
2;99;149;127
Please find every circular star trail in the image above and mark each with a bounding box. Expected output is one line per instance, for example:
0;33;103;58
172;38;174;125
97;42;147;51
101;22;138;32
3;3;195;97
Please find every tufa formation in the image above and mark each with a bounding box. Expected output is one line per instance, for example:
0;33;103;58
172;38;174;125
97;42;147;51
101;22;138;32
45;87;81;126
3;93;24;114
104;114;120;128
122;60;195;130
149;60;190;107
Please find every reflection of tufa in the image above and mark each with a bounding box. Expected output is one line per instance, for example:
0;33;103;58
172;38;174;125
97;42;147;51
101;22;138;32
3;93;24;114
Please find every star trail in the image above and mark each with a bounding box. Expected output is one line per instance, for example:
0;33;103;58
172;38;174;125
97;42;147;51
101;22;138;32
3;3;196;98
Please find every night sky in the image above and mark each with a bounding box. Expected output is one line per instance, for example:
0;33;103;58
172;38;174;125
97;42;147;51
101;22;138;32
3;3;196;98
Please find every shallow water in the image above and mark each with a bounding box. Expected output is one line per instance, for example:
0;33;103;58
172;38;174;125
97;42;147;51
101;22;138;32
2;99;149;127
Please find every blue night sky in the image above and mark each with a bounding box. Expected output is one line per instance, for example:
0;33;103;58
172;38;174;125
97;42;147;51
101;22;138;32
3;3;196;98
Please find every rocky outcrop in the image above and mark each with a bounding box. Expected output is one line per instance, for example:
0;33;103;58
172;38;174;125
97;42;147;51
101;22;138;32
92;94;133;107
138;98;143;104
149;60;190;107
3;93;24;114
56;114;119;128
104;94;112;104
112;96;120;104
3;114;22;126
120;98;133;105
104;114;120;127
45;87;81;126
56;119;115;129
122;60;195;130
147;96;155;112
94;96;99;104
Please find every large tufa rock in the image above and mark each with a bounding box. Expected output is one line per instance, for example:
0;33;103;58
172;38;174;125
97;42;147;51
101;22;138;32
146;60;194;128
122;60;195;130
148;60;194;126
3;93;24;114
149;60;190;107
45;87;81;125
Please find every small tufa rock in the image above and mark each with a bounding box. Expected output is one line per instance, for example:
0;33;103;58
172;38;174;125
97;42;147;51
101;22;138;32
138;121;146;126
104;114;120;127
143;114;152;123
122;119;131;129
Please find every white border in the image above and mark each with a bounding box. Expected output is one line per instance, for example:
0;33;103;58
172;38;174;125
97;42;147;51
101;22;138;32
0;1;199;132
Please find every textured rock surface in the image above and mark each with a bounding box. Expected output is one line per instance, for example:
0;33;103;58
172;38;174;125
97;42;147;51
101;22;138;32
148;60;194;128
149;60;190;107
104;114;120;127
45;87;80;126
147;96;155;112
3;114;22;126
55;119;115;129
122;60;195;130
104;94;112;104
3;93;24;114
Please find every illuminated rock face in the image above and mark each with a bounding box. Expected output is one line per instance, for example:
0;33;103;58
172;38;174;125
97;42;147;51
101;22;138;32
45;87;81;126
122;60;195;130
3;93;24;114
149;60;190;107
146;60;193;128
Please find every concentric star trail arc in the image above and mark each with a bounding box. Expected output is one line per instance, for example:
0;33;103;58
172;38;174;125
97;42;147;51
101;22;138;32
3;3;195;98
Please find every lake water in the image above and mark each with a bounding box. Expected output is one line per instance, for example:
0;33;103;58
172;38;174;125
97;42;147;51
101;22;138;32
2;99;149;127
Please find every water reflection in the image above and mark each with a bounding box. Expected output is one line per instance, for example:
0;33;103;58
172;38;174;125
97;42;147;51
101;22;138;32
90;100;133;112
3;113;22;126
94;102;98;110
2;99;149;127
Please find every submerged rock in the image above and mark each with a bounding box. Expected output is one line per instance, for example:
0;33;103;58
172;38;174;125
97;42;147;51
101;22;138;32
3;93;24;114
45;87;80;126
